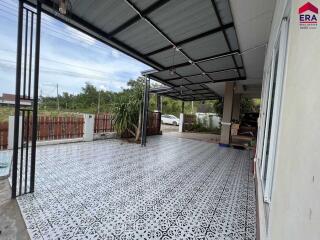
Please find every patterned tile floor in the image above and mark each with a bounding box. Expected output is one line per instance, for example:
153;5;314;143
16;136;256;240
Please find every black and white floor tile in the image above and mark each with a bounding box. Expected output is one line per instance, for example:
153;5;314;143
16;136;256;239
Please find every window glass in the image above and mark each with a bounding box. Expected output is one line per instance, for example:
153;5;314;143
263;49;279;185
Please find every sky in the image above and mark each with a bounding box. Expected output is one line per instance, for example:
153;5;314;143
0;0;150;97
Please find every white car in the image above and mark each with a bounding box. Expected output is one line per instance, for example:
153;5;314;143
161;114;180;126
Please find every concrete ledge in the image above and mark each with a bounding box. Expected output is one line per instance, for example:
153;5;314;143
36;138;84;146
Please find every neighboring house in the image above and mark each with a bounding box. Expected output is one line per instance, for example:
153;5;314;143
0;93;32;107
196;113;221;129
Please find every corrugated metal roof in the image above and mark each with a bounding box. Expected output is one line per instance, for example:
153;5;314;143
208;69;239;81
115;20;169;54
26;0;246;101
169;79;191;86
182;32;229;60
149;0;220;42
71;0;137;33
130;0;159;11
149;48;187;68
174;65;201;77
152;70;179;80
186;75;211;84
198;56;236;72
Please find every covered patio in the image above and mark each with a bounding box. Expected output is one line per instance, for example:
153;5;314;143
16;136;255;239
1;0;276;239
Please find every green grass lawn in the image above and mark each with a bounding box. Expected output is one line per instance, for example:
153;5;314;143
0;107;14;122
0;106;84;123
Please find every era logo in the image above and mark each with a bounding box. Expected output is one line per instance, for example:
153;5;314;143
299;2;318;29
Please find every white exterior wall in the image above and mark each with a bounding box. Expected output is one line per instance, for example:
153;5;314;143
256;0;320;239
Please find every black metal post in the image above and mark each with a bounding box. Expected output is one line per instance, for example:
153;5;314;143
145;77;150;144
28;13;34;99
30;0;41;193
25;110;30;193
12;0;24;199
156;94;161;112
141;77;147;146
141;76;150;146
23;11;28;98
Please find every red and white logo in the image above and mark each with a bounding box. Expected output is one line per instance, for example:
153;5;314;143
299;2;318;29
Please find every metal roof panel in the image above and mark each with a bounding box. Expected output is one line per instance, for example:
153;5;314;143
208;69;239;81
149;48;187;67
186;75;211;84
174;65;201;77
71;0;137;33
198;56;236;72
114;20;169;54
149;0;220;42
169;79;191;86
151;70;179;80
131;0;159;11
215;0;233;25
182;32;229;60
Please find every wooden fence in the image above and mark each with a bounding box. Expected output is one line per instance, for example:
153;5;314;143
0;116;84;149
0;112;161;149
0;122;8;150
147;112;161;136
121;111;162;138
37;116;84;141
94;113;114;133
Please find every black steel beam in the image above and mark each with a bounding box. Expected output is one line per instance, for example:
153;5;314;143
146;23;234;56
30;0;41;193
141;76;150;147
12;0;24;199
109;0;171;37
163;67;243;82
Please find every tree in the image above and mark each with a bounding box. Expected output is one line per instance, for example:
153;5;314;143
112;77;144;142
240;97;260;113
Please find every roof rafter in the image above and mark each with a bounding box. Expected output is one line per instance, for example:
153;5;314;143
171;77;247;88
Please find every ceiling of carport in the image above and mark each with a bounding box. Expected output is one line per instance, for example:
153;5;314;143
206;0;277;98
24;0;270;101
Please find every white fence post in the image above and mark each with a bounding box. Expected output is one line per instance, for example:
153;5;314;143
8;115;22;149
83;114;94;142
179;113;184;133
